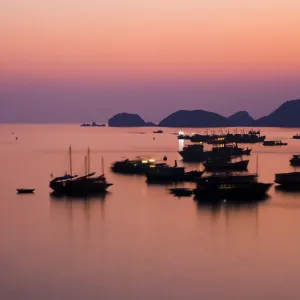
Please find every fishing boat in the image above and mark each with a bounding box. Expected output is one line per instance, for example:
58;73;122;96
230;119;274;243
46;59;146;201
50;147;113;195
153;130;163;134
193;173;272;200
203;159;249;172
263;140;288;146
274;172;300;188
178;142;248;163
146;161;185;182
292;134;300;139
169;188;193;197
290;155;300;166
179;144;232;162
16;188;35;194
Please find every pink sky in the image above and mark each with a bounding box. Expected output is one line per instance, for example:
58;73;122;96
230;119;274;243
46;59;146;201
1;0;300;122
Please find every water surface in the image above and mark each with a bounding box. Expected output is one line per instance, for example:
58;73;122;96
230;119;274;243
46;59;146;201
0;125;300;300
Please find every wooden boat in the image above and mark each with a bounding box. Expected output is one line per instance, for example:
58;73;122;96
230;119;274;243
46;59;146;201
169;188;193;197
111;158;165;174
194;173;272;200
263;140;288;146
146;161;185;182
17;188;35;194
50;147;113;195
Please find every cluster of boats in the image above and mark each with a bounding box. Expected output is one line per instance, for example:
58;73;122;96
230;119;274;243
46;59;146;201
111;137;300;201
111;158;203;182
112;157;272;200
179;143;251;162
45;130;300;201
178;130;265;144
81;122;106;127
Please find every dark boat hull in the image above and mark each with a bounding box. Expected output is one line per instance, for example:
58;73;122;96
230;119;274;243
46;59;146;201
111;165;149;174
290;159;300;166
179;151;207;162
179;151;231;163
203;160;249;172
50;179;112;195
17;189;35;194
193;183;272;201
184;171;204;181
169;188;193;197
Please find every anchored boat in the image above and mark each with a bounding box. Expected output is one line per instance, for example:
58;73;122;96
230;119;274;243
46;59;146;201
194;172;272;200
50;147;113;195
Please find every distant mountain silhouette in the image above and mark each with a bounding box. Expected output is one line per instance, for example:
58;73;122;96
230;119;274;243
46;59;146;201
145;122;157;127
228;111;255;126
107;98;300;127
108;113;156;127
158;110;230;127
256;99;300;127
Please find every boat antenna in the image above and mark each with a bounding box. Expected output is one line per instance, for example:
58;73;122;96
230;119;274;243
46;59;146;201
102;156;105;175
87;147;90;174
69;145;73;176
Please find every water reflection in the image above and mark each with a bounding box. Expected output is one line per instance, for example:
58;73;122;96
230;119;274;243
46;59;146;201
50;191;109;202
178;139;184;152
50;191;109;223
194;197;269;214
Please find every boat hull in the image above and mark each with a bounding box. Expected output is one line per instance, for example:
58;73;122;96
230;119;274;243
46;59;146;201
50;179;113;195
203;160;249;172
17;189;35;194
290;159;300;166
184;171;204;181
275;172;300;187
146;167;185;182
193;183;272;201
169;188;193;197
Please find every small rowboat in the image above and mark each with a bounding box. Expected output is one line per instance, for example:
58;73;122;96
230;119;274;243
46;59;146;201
17;189;35;194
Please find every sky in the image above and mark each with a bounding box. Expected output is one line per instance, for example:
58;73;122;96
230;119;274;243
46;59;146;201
1;0;300;123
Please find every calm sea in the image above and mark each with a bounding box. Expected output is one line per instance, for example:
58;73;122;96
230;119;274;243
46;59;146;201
1;124;300;300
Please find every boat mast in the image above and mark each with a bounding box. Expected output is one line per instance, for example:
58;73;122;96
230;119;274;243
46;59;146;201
84;156;88;176
102;156;104;175
69;145;73;176
87;147;90;174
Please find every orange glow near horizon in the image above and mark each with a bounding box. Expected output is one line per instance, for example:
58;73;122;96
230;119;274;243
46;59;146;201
1;0;300;82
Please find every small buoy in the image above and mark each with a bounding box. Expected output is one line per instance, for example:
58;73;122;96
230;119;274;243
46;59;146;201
15;137;18;140
153;137;155;140
163;156;167;161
